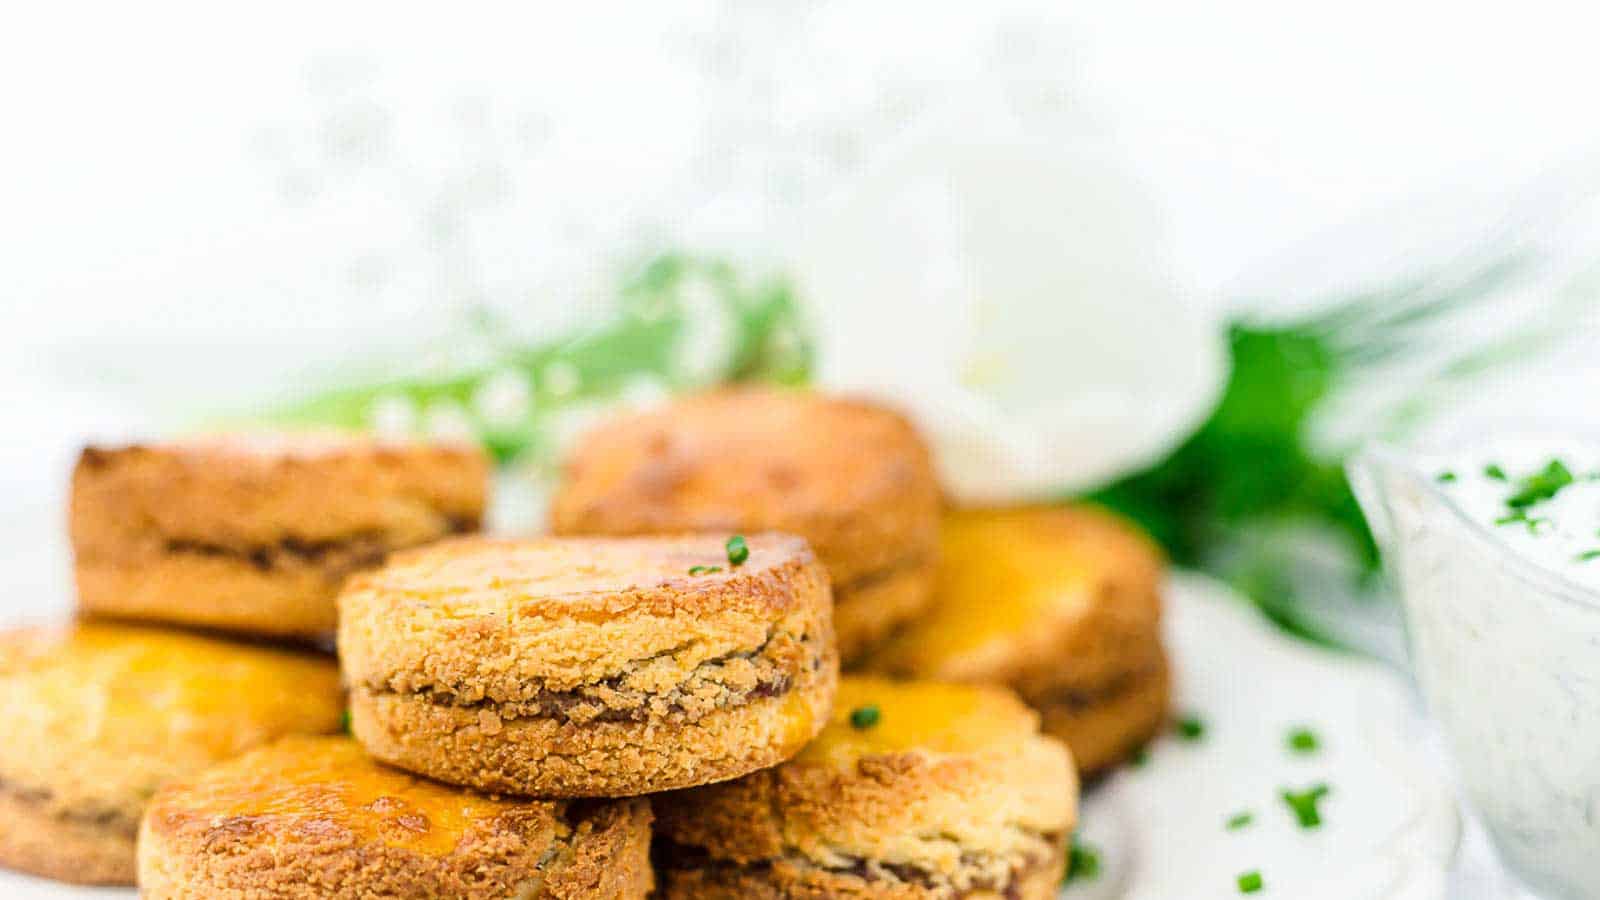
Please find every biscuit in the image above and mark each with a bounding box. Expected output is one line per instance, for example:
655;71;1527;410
138;736;653;899
861;505;1170;776
832;560;937;663
653;675;1077;899
0;622;343;884
340;534;837;797
1036;654;1172;776
548;387;939;658
71;433;488;637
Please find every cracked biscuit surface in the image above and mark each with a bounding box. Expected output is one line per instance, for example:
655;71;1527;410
0;622;344;885
652;675;1077;899
138;736;654;899
861;505;1170;776
548;387;939;659
339;533;837;797
71;433;488;637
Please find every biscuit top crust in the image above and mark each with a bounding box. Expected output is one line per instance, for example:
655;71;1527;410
338;534;831;694
866;505;1163;678
797;676;1039;767
72;432;488;547
348;533;816;616
548;388;939;584
0;622;343;817
145;736;545;858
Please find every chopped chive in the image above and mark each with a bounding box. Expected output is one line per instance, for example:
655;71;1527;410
1225;811;1254;831
1129;746;1150;768
725;534;749;566
1064;836;1100;883
1485;463;1508;481
340;709;352;734
1280;783;1331;829
1576;550;1600;563
1494;510;1548;532
849;704;880;729
688;565;723;575
1238;870;1264;893
1506;459;1574;508
1287;727;1320;755
1435;470;1457;483
1175;714;1206;742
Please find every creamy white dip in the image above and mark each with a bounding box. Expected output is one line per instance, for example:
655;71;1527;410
1430;438;1600;589
1353;438;1600;899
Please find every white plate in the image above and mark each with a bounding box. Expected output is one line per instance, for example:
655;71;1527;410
1065;573;1460;899
0;573;1458;899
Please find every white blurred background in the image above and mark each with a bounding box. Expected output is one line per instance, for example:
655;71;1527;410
7;0;1600;599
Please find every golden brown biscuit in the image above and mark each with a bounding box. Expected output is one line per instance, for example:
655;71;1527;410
861;505;1170;776
138;735;653;899
71;433;488;637
832;560;938;664
653;675;1077;899
548;387;940;658
340;534;837;797
0;622;344;885
1037;654;1171;776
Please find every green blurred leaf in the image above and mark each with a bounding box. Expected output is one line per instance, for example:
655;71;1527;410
262;252;812;465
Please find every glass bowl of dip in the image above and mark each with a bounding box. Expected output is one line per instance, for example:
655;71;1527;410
1351;439;1600;899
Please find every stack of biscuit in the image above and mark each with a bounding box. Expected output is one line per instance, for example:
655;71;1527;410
3;385;1166;897
549;387;942;663
0;434;491;887
549;386;1173;777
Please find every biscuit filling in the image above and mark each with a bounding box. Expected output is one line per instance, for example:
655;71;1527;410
1028;662;1164;713
0;777;142;837
831;555;929;599
160;516;477;577
364;628;822;726
654;829;1065;899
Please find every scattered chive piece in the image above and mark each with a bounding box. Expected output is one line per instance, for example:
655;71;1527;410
1280;783;1331;829
340;709;352;734
688;565;723;575
1494;510;1549;532
1435;470;1457;483
849;704;880;729
1576;550;1600;563
1175;714;1206;742
1064;836;1101;883
1485;463;1507;481
1506;459;1574;509
726;534;749;566
1238;870;1264;893
1129;746;1150;768
1225;811;1254;831
1287;727;1320;755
